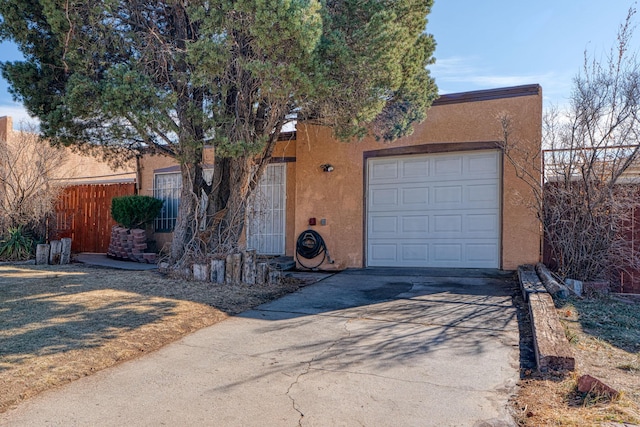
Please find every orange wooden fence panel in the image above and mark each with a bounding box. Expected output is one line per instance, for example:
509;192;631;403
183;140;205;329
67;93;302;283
53;183;136;253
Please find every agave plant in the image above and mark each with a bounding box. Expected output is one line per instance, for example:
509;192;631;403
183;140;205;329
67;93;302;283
0;227;34;261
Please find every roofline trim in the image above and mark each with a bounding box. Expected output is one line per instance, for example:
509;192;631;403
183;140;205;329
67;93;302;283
433;84;542;106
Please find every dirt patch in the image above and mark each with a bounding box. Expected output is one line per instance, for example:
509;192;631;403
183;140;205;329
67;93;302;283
0;264;303;413
511;294;640;426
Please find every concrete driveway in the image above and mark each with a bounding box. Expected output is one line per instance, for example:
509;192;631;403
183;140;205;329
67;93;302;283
0;268;519;427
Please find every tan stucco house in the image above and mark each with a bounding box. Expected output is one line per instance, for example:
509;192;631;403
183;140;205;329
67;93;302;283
1;115;137;252
140;84;543;271
0;115;136;185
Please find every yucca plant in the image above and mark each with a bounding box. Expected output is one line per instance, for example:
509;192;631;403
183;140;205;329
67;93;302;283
0;226;34;261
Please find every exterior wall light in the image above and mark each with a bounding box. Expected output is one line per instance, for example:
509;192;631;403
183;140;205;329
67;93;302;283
320;164;334;172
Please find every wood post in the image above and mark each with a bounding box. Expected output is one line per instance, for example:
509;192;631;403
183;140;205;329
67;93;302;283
517;265;576;372
242;250;256;285
529;292;575;371
211;259;225;283
225;254;234;284
49;240;62;265
193;263;209;281
517;265;546;301
535;263;572;298
231;253;242;284
225;253;242;284
268;270;281;285
36;244;50;265
256;263;269;285
60;238;72;265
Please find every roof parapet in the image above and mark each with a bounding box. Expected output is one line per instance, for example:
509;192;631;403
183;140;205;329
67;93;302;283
433;84;542;106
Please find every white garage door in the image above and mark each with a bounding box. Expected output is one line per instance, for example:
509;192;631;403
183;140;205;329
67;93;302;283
367;150;500;268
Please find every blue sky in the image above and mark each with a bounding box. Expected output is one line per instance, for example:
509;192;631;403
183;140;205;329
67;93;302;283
428;1;639;100
1;1;638;129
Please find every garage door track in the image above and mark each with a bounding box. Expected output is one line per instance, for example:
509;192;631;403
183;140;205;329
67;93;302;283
0;268;520;427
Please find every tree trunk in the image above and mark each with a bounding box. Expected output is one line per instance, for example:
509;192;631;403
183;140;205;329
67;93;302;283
169;162;200;263
168;131;280;266
208;155;254;254
169;155;254;263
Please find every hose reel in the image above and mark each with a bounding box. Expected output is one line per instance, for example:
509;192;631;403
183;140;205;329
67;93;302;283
295;229;333;270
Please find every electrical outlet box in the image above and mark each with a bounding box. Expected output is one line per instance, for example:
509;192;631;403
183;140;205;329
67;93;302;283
320;218;327;226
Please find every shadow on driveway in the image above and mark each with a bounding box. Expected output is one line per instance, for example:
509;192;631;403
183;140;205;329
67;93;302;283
234;267;521;381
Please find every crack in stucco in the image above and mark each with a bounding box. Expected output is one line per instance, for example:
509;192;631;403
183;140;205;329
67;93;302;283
285;318;353;426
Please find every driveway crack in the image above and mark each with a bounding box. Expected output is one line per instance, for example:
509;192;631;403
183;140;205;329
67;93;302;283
286;318;353;426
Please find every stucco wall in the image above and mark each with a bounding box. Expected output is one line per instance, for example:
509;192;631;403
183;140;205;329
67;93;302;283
1;115;136;184
138;153;181;198
293;88;542;270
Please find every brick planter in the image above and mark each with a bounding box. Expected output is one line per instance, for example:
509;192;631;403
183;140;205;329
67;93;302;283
107;226;157;264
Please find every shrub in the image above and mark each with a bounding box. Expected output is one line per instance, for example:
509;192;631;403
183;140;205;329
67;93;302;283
111;196;163;229
0;226;34;261
1;123;67;242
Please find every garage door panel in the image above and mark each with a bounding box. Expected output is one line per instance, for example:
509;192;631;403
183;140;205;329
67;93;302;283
433;215;462;233
402;158;430;179
401;215;429;234
369;244;398;263
369;238;499;268
370;216;398;234
367;150;501;268
467;153;500;175
434;156;463;176
467;213;498;234
433;185;463;205
467;183;499;204
370;214;429;238
432;243;462;262
372;183;430;211
402;187;429;206
370;188;398;207
370;161;399;182
467;243;500;262
401;244;429;262
428;211;497;238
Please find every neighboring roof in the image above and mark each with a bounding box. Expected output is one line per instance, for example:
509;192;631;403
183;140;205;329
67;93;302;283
58;177;137;185
153;164;215;174
433;84;542;106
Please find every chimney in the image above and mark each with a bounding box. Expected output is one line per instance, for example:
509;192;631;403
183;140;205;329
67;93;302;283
0;116;13;142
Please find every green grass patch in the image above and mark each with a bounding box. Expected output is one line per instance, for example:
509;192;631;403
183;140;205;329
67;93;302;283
563;296;640;352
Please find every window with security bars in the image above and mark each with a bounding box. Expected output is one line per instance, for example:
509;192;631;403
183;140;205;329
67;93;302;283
153;169;213;232
154;173;182;232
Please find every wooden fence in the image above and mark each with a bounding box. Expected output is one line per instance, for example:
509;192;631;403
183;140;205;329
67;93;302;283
618;204;640;294
53;183;136;253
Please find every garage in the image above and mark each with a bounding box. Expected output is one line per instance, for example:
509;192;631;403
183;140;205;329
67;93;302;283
366;150;501;268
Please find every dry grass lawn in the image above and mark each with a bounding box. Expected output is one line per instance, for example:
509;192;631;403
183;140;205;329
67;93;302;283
512;294;640;426
0;263;303;413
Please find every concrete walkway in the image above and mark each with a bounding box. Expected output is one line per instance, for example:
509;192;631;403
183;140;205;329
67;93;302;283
0;269;519;427
75;253;158;270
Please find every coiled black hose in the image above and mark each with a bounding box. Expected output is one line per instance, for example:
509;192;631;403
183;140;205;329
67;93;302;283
296;229;330;269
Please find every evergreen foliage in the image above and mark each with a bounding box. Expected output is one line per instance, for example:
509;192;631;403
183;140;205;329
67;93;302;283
0;0;438;265
111;196;163;229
